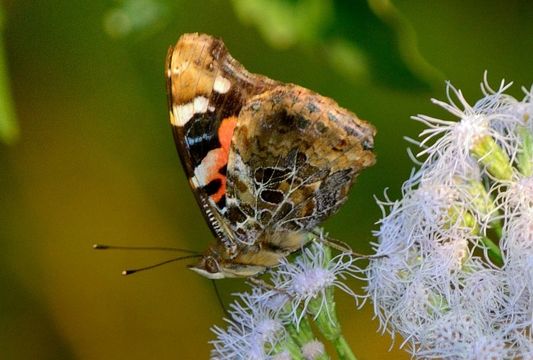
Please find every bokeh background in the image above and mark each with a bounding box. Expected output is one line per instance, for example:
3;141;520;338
0;0;531;359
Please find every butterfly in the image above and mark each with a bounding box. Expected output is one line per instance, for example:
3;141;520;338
165;33;376;279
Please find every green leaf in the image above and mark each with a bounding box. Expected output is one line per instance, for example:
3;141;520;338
229;0;443;90
230;0;333;49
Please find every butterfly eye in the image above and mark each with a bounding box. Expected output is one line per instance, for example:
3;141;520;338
205;257;220;273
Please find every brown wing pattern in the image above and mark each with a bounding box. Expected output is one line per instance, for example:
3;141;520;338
225;85;376;247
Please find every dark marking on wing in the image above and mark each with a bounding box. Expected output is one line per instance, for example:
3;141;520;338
203;178;222;196
184;112;221;169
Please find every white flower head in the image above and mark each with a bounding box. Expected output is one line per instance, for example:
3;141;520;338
499;177;533;258
369;77;533;359
211;290;287;360
374;182;474;264
271;240;363;325
301;340;326;360
410;80;520;183
462;268;510;322
417;310;510;359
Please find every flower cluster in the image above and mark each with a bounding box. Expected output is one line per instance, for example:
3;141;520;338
210;238;363;360
368;75;533;358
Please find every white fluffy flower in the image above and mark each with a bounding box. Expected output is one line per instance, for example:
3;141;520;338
211;290;287;360
417;310;510;359
271;240;363;325
374;182;474;260
410;80;516;183
369;77;533;359
210;235;359;358
499;177;533;255
301;340;325;360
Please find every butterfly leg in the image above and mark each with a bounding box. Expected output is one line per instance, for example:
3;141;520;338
310;228;388;259
247;276;294;299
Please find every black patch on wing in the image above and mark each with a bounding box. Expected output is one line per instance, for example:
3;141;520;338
216;195;226;209
203;178;222;196
219;164;227;176
260;189;284;204
181;82;252;171
211;87;245;121
184;112;221;169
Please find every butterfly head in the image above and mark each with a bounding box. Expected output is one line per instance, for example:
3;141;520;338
188;243;267;279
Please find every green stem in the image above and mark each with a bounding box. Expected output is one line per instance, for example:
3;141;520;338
333;336;357;360
270;328;304;360
286;314;330;359
283;336;305;360
481;236;503;265
295;241;357;359
284;292;330;360
286;314;315;346
490;218;503;239
471;135;513;181
517;126;533;177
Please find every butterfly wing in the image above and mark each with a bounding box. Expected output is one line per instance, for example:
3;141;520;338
225;85;376;247
165;33;277;248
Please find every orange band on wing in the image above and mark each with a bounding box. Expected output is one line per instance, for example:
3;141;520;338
201;116;237;203
218;116;237;152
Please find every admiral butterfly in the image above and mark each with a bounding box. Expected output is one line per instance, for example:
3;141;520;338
166;33;376;279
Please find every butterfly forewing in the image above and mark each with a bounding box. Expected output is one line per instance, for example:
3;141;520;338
165;33;277;249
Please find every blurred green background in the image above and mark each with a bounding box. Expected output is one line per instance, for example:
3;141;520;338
0;0;531;359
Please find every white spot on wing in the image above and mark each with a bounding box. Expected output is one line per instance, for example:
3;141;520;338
171;96;209;126
193;96;209;113
193;148;219;186
213;75;231;94
172;102;194;126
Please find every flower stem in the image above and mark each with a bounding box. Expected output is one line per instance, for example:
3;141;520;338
471;135;513;181
306;244;357;360
286;313;316;346
333;335;358;360
481;236;503;265
275;335;305;360
517;126;533;177
286;312;330;359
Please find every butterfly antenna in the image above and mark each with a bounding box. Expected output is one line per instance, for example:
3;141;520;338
93;244;199;254
122;254;202;276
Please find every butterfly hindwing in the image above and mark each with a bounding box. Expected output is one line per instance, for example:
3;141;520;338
225;85;376;246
